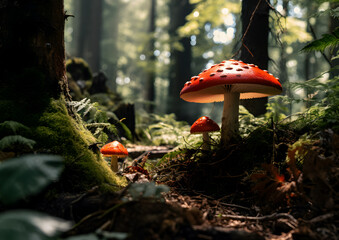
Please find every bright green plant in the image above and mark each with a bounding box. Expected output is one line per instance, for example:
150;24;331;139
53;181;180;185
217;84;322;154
0;153;170;240
265;96;289;123
301;27;339;53
137;113;190;146
67;98;122;142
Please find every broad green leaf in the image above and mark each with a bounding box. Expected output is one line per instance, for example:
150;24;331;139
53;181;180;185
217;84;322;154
0;210;71;240
0;154;63;204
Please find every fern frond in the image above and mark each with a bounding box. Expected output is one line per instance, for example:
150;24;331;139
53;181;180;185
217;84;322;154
301;27;339;53
0;135;36;150
0;121;30;135
67;98;95;116
312;6;339;18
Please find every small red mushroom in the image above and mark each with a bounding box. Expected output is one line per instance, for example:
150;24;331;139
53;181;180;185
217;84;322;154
100;141;128;172
191;116;220;150
180;59;282;146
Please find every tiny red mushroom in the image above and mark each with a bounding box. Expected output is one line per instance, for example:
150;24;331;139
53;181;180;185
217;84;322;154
100;141;128;172
180;59;282;146
191;116;220;150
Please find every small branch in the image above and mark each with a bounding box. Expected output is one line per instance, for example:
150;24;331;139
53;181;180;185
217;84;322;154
222;212;298;226
232;0;263;58
307;212;337;224
219;202;251;211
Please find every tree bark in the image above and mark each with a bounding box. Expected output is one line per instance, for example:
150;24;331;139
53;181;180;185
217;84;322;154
167;0;193;121
280;0;291;113
76;0;103;73
102;1;120;92
145;0;157;113
240;0;270;117
0;0;69;121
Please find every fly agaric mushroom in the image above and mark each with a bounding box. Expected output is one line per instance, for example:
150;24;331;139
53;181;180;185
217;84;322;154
100;141;128;172
191;116;220;150
180;59;282;146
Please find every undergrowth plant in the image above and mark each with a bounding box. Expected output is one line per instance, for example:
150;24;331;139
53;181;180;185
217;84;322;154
0;121;36;152
0;154;169;240
136;112;189;146
67;98;129;143
0;154;71;240
250;13;339;209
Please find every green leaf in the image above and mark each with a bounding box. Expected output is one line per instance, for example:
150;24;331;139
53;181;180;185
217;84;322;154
0;210;71;240
0;135;36;150
301;27;339;52
0;121;30;135
0;154;63;204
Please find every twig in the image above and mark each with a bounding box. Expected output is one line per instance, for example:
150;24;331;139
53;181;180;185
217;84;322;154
69;186;99;220
222;212;298;226
70;210;105;230
99;220;112;231
232;0;263;58
219;202;251;211
116;182;132;199
71;186;99;205
208;145;239;166
307;212;337;224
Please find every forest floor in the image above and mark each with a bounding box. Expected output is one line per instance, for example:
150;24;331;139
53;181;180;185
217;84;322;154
57;131;338;240
54;173;337;240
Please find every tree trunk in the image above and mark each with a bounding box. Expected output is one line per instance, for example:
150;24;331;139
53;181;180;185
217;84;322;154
0;0;123;192
240;0;270;117
102;1;120;92
76;0;103;73
145;0;157;113
0;0;69;121
167;0;193;122
280;0;292;114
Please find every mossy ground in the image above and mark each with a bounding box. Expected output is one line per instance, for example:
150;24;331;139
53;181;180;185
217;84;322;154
33;98;127;192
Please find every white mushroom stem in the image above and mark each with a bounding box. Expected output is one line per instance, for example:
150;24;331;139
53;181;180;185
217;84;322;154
221;89;240;146
110;156;119;172
202;132;210;150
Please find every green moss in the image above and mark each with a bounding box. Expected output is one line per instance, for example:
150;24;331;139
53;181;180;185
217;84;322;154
34;98;126;192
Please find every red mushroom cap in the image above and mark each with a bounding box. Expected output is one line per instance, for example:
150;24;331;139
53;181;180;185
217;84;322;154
100;141;128;157
190;116;220;134
180;59;282;103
